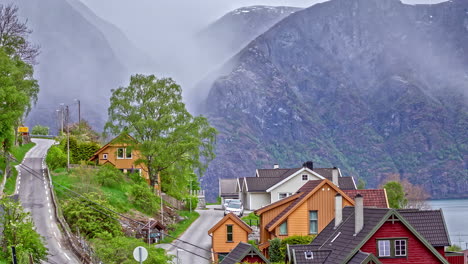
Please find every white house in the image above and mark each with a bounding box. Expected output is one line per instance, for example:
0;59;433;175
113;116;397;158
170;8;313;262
236;161;356;210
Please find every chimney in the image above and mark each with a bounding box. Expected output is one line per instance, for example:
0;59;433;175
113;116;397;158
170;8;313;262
303;161;314;170
332;167;339;187
354;194;364;235
273;164;279;169
334;193;342;229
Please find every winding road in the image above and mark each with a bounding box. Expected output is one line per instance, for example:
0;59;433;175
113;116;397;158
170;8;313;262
158;208;224;264
17;138;79;264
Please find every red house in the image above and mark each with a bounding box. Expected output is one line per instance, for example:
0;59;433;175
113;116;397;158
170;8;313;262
220;242;269;264
287;194;458;264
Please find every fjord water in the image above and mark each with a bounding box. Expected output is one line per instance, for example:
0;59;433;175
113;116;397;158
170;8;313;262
428;199;468;250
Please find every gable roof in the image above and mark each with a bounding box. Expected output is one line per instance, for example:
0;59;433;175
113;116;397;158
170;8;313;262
255;192;301;215
266;167;325;192
207;213;252;236
308;207;449;263
398;209;451;247
220;242;270;264
219;178;238;196
89;133;137;161
265;179;355;231
243;177;283;192
257;168;301;178
342;189;389;208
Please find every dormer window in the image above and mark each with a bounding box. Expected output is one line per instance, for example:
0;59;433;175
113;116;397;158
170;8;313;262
304;251;313;260
302;174;308;181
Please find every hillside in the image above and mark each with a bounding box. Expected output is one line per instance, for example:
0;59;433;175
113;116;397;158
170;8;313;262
201;0;468;201
188;5;302;110
1;0;127;131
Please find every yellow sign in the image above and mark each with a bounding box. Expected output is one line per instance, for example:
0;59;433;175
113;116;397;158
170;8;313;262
18;127;29;133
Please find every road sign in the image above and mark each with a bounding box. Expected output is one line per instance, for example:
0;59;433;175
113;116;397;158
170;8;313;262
133;246;148;263
17;127;29;133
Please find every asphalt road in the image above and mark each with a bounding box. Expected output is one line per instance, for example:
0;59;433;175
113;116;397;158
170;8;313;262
159;208;224;264
17;138;79;264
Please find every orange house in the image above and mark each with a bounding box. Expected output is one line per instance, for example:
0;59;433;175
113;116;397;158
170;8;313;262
89;134;149;182
254;179;388;254
208;213;253;263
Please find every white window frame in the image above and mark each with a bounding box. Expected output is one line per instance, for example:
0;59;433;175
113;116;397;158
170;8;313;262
309;211;318;234
394;240;407;256
378;240;391;257
278;192;292;200
102;153;108;160
117;148;125;159
302;174;308;181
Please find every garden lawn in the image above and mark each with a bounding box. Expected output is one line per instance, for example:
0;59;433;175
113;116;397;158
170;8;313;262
3;143;36;195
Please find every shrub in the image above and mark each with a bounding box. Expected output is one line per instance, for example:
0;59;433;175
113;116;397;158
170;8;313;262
279;235;315;260
61;193;122;238
184;195;198;211
129;183;160;215
95;165;125;187
46;145;67;170
269;238;282;262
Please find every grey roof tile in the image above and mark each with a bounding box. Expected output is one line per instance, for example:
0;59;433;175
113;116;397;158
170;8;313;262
220;178;238;196
398;209;451;247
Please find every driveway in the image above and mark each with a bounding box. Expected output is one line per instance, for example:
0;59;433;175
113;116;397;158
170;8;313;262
158;208;224;264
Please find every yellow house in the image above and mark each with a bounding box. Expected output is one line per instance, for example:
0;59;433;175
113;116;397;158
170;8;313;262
254;179;389;255
208;213;253;263
89;134;149;182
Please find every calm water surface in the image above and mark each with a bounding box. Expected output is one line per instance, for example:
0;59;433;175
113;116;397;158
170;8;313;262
428;199;468;250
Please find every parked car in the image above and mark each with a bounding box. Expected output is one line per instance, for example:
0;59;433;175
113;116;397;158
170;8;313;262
224;201;244;217
223;199;241;209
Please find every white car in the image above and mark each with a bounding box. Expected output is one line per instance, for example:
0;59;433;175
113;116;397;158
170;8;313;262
223;199;241;209
224;202;244;217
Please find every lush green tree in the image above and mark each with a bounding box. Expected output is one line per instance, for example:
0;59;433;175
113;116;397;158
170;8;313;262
31;125;48;135
447;244;462;252
104;74;217;191
61;193;122;238
383;181;408;209
95;164;125;187
129;182;160;215
357;178;366;189
0;198;48;263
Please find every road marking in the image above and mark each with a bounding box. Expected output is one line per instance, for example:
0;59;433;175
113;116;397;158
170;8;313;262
45;190;48;195
49;209;52;214
57;242;62;248
64;253;71;260
54;231;57;237
50;215;53;220
46;196;49;201
48;202;51;208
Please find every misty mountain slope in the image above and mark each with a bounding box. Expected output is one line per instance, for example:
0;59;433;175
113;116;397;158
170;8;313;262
67;0;155;74
187;5;302;111
1;0;126;130
202;0;468;201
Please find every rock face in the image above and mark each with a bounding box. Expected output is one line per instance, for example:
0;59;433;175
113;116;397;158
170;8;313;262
201;0;468;201
188;6;302;111
2;0;129;131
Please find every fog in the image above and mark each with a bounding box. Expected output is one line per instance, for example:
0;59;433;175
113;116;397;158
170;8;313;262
78;0;450;110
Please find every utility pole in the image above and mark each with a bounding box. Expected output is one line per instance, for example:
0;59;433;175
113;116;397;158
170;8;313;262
66;105;70;172
75;99;81;126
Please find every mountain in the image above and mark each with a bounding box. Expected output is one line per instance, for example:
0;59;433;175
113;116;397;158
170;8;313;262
0;0;128;131
201;0;468;201
187;5;302;111
66;0;155;74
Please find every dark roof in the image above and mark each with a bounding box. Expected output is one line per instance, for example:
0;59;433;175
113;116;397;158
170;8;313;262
288;245;332;264
305;207;449;263
343;190;388;208
244;177;281;192
398;209;451;247
220;179;238;196
330;177;356;190
257;168;301;178
347;251;376;264
220;242;269;264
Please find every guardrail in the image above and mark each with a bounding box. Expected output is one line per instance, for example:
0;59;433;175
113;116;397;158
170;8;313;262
45;168;99;263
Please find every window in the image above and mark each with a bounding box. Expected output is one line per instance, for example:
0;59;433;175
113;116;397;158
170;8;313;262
309;211;318;234
117;148;124;159
304;251;313;260
378;240;391;257
278;192;292;200
394;240;407;256
102;153;108;160
302;174;308;181
279;221;287;235
226;225;233;242
126;148;132;159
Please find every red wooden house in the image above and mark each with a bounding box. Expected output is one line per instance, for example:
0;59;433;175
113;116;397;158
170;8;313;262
287;194;460;264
